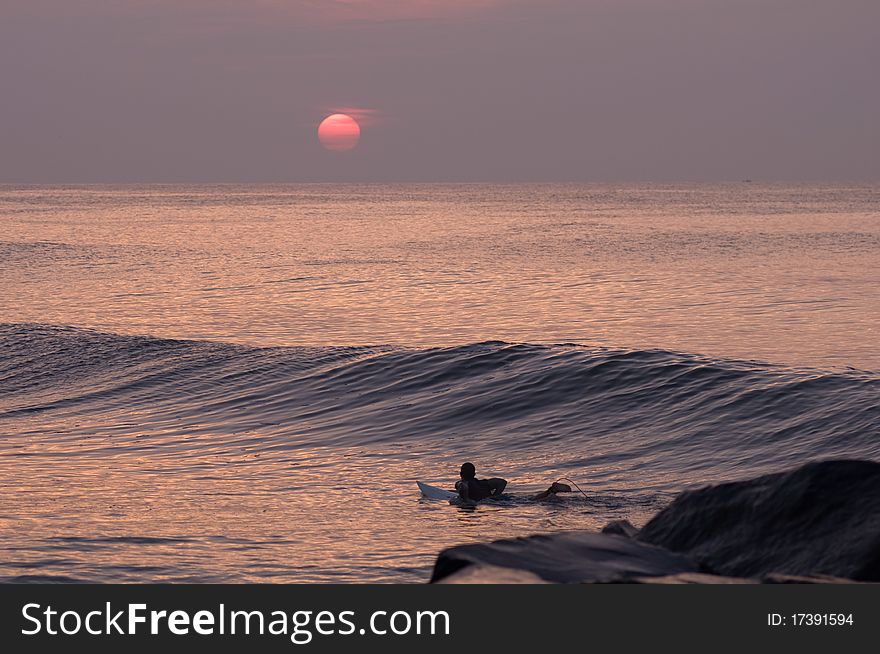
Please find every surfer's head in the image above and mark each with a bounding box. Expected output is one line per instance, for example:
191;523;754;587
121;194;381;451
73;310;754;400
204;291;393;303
460;462;476;480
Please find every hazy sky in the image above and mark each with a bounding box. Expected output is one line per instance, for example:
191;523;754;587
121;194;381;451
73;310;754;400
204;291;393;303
2;0;878;182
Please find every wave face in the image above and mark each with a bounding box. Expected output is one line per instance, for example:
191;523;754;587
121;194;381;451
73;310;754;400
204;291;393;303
2;323;877;470
1;323;878;582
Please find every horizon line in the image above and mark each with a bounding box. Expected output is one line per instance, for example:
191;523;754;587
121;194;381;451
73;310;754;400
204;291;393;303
2;178;879;186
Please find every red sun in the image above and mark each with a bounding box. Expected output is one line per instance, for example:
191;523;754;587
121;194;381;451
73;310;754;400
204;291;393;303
318;113;361;151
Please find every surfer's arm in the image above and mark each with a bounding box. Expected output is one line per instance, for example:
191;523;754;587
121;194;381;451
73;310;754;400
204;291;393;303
455;480;470;501
487;477;507;496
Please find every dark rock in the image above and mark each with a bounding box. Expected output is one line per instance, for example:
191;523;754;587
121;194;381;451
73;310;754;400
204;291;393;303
601;519;639;539
638;459;880;581
431;531;699;583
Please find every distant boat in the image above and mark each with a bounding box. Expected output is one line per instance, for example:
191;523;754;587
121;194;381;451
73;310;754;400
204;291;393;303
742;179;753;183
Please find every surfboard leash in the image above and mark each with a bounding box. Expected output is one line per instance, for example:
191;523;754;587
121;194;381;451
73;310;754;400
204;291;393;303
554;477;589;500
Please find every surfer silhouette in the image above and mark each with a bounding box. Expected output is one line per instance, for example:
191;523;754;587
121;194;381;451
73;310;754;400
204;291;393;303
455;462;506;502
455;462;572;502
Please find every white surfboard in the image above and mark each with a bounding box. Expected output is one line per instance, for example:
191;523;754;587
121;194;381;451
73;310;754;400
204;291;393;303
417;481;457;501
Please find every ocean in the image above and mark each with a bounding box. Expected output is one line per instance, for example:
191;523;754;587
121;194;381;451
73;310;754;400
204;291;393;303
1;183;878;582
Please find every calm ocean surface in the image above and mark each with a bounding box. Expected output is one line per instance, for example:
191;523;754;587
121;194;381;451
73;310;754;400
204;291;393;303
1;184;878;582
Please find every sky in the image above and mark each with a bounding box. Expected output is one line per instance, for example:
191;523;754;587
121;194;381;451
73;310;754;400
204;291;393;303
1;0;878;183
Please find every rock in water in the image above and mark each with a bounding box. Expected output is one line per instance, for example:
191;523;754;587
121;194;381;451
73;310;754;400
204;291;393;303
638;459;880;581
601;519;639;539
431;531;699;583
